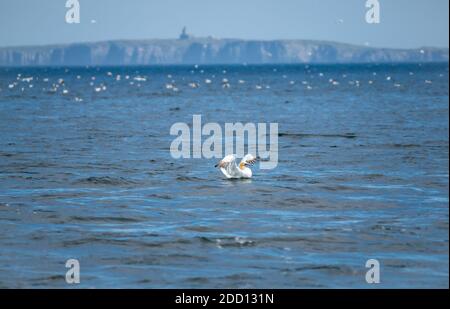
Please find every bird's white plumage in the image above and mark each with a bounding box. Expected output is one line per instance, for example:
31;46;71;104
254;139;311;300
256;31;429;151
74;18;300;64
216;154;258;179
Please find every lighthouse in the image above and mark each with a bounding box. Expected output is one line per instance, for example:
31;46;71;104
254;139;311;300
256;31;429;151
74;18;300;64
179;26;190;40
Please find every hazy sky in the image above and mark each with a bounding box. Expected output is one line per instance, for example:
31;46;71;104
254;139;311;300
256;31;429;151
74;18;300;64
0;0;448;48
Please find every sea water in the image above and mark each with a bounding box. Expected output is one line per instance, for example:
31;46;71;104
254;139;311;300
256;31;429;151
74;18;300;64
0;63;448;288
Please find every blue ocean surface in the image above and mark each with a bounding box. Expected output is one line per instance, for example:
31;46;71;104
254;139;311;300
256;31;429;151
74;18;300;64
0;63;448;288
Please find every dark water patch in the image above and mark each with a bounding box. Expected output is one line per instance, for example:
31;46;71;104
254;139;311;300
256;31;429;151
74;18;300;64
176;176;205;182
220;273;265;283
278;132;357;139
74;176;138;186
0;151;15;157
148;193;173;200
272;175;300;182
277;264;359;279
119;253;210;266
183;277;211;284
279;197;317;205
68;215;144;223
382;143;422;148
183;225;219;233
29;275;63;283
62;237;135;247
318;184;360;192
197;236;256;247
362;173;386;180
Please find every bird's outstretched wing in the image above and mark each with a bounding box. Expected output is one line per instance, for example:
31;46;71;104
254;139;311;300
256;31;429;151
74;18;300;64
215;154;239;178
240;154;259;167
215;154;236;168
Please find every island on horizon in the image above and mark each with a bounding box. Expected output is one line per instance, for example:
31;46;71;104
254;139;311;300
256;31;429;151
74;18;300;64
0;27;448;66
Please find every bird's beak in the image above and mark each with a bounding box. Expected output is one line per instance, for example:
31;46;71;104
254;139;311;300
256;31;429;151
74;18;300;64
214;164;218;168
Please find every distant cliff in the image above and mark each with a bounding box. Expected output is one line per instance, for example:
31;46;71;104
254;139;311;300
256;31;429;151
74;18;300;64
0;38;448;66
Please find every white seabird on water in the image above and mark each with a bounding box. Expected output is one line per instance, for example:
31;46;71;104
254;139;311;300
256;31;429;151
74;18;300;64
214;154;259;179
134;76;147;82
